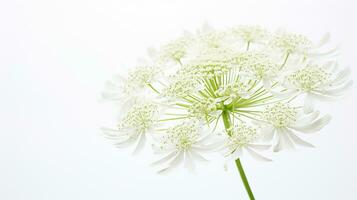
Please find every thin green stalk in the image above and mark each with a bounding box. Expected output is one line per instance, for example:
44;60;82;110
235;159;255;200
221;110;255;200
280;53;290;69
147;84;160;94
246;41;251;51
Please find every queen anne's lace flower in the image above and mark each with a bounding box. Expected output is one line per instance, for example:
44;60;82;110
101;25;351;177
269;31;313;55
152;121;219;173
101;101;159;154
223;123;271;161
215;81;251;105
101;65;161;105
282;63;353;112
187;98;220;119
124;66;161;93
157;36;194;64
230;25;269;44
161;74;202;99
260;102;331;152
232;52;279;86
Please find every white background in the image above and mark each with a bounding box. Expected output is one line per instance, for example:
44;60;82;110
1;0;357;199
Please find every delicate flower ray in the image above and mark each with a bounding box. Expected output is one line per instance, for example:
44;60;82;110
101;25;351;174
269;31;313;55
280;62;352;112
230;25;269;49
259;102;331;152
101;101;160;154
151;121;220;173
223;123;271;162
157;35;194;64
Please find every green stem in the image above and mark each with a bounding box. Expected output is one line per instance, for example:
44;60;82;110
246;41;251;51
147;84;160;94
280;53;290;69
221;110;255;200
235;159;255;200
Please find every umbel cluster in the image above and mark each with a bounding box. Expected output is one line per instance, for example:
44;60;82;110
101;25;352;173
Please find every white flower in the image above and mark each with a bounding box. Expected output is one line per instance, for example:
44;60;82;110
260;102;331;152
232;51;279;86
269;31;313;55
161;73;203;99
230;25;269;44
282;63;352;112
197;29;229;49
101;65;162;105
187;97;221;120
215;81;252;105
223;123;271;161
157;35;194;64
101;101;160;154
151;121;219;173
124;65;162;93
101;24;351;175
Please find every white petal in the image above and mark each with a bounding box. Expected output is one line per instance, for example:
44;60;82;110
190;150;209;162
152;151;178;166
101;127;124;139
258;126;275;142
322;80;353;96
157;152;184;174
273;129;294;152
285;128;315;148
184;151;196;171
291;114;332;133
309;46;339;57
245;147;272;162
293;111;320;127
303;93;315;113
132;133;146;155
114;137;137;148
263;79;272;89
307;92;337;101
331;68;351;86
152;144;176;154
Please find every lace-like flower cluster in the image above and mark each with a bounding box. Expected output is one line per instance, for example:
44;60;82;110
231;25;269;43
286;65;331;92
101;24;351;173
233;52;279;80
269;31;313;54
262;102;297;128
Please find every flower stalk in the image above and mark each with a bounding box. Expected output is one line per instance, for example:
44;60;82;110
222;110;255;200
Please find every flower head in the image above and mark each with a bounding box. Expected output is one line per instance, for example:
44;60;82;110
287;65;331;92
101;101;159;154
269;31;313;55
232;52;279;80
262;102;297;128
223;123;271;161
102;24;350;173
230;25;269;43
280;63;353;112
124;66;161;93
259;102;331;152
152;121;218;173
158;36;193;63
188;97;220;119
